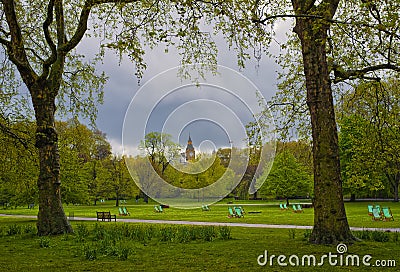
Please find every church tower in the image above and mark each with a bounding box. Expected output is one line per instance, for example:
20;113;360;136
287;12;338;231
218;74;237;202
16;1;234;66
185;134;195;161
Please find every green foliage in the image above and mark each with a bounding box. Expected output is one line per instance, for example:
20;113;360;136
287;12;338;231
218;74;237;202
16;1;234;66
139;132;181;176
75;224;90;242
371;231;390;243
71;223;227;261
259;151;312;200
39;237;51;248
338;80;400;200
167;155;232;190
354;230;371;240
269;1;400;141
199;225;217;242
0;122;38;207
23;224;37;236
353;230;397;243
6;224;22;236
288;229;296;239
218;226;232;240
354;230;391;243
0;118;139;207
303;229;312;241
82;244;97;261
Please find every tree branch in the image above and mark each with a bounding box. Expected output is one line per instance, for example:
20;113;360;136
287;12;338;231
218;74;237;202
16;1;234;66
333;63;400;83
0;120;29;149
42;0;57;80
54;0;66;46
1;0;37;86
254;14;325;24
61;0;139;54
255;12;400;40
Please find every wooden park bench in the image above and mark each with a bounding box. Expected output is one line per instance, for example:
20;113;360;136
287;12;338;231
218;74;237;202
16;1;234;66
96;211;116;222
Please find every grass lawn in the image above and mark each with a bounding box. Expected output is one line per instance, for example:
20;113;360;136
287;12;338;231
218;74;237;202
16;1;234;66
2;200;399;229
0;217;399;271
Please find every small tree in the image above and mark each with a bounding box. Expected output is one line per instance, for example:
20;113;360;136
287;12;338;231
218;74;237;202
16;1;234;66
105;155;138;206
261;151;312;205
139;132;181;176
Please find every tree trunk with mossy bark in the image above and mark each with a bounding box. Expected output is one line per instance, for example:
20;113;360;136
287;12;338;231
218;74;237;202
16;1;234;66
292;0;354;244
31;82;73;236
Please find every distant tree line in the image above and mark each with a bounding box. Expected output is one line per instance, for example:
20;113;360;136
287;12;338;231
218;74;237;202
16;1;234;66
0;119;139;207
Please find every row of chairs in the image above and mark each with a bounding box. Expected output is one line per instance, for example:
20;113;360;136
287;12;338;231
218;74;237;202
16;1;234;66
368;205;394;221
228;206;245;218
202;205;211;211
280;203;304;213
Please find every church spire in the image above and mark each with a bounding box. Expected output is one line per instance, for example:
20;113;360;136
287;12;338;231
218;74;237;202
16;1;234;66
185;133;195;161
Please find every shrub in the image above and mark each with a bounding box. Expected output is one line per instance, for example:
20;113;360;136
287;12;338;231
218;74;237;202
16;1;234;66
159;226;177;242
355;230;371;240
176;226;194;243
23;224;37;235
200;226;217;242
219;226;232;240
371;231;390;242
92;223;106;240
7;224;22;236
75;224;89;242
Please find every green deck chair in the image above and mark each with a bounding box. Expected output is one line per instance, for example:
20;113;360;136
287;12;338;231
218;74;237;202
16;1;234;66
367;205;374;216
228;207;236;218
382;207;394;221
375;205;381;214
119;207;125;216
234;207;244;218
372;208;382;221
123;206;130;216
297;204;304;213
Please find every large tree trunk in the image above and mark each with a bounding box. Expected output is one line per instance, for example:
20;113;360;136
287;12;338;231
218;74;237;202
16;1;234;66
293;2;354;244
32;83;73;235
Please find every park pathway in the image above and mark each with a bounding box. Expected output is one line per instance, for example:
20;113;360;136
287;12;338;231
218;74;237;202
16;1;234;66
1;213;399;232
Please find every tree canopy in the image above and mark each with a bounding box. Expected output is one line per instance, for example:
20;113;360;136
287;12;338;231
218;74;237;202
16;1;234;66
338;79;400;202
260;150;312;204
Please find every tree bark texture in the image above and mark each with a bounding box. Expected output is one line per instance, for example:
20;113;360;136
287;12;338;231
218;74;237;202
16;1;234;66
292;1;354;244
32;82;73;235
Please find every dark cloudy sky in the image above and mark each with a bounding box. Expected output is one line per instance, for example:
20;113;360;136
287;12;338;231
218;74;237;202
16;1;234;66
76;22;289;155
